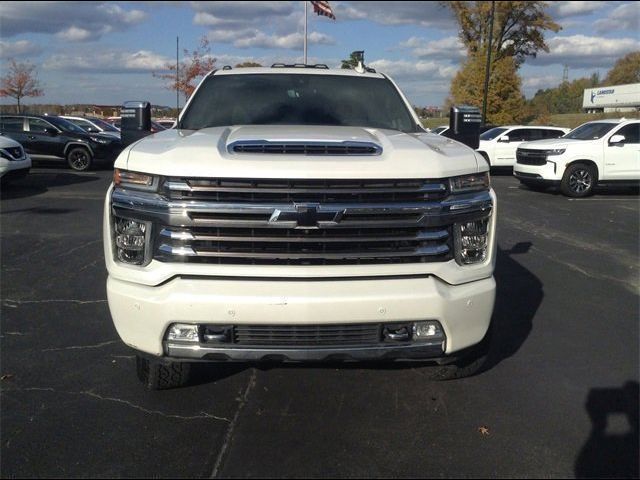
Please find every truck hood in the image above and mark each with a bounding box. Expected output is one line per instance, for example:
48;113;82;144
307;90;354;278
120;125;483;179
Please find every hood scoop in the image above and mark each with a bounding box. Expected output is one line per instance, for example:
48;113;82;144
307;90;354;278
228;140;382;156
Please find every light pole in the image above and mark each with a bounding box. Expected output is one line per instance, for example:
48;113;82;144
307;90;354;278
482;1;496;125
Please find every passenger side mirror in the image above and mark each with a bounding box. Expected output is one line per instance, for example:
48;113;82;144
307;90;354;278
498;135;510;143
44;127;58;136
609;134;625;145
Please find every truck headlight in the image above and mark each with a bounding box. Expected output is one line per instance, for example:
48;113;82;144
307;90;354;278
546;148;566;156
113;216;151;265
450;172;490;193
454;217;490;265
114;169;158;191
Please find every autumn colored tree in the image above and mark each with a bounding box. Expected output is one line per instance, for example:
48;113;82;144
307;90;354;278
153;36;216;101
604;51;640;86
235;62;262;68
445;1;561;66
0;59;44;113
449;51;526;124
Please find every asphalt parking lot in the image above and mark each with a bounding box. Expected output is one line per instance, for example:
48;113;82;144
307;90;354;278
1;166;638;478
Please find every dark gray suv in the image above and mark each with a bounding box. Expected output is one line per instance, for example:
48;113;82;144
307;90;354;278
0;114;122;171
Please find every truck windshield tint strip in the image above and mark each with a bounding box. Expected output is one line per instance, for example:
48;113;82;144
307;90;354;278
180;74;416;133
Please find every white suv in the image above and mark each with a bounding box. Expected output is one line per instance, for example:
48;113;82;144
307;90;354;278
477;125;569;167
514;119;640;197
0;136;31;181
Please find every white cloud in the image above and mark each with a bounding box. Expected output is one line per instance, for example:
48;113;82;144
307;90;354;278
550;1;607;18
0;40;44;59
594;3;640;33
0;2;148;40
337;1;455;28
43;50;172;73
529;35;640;68
56;26;96;42
369;59;458;81
399;36;465;60
522;74;562;90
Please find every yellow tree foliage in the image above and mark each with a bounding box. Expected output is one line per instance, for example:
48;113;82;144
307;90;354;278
450;51;526;124
604;51;640;86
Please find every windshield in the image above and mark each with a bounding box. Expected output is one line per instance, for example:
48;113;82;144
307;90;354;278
480;127;508;141
90;118;120;132
564;122;618;140
180;74;417;133
47;116;88;134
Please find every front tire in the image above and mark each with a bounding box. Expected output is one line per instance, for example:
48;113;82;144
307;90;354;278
66;146;92;171
561;163;596;197
422;327;492;380
136;355;191;390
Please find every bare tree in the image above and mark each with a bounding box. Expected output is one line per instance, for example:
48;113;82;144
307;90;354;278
0;59;44;113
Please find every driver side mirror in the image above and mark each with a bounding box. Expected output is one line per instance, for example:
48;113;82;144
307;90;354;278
498;135;510;143
44;127;59;137
609;134;625;145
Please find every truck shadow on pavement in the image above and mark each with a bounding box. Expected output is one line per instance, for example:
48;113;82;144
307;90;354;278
574;381;639;478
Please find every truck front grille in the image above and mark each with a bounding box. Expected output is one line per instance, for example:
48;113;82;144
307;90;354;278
154;177;453;265
516;149;547;165
233;323;383;346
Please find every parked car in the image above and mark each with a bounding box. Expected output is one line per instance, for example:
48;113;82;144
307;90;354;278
0;135;31;181
106;117;166;133
514;118;640;197
105;65;497;389
0;114;122;171
60;115;121;139
477;125;569;168
431;125;449;135
154;119;177;129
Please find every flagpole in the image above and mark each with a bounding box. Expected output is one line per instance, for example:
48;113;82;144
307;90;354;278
303;1;308;64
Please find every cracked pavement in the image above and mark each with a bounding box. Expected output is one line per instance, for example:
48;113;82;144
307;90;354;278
1;167;638;477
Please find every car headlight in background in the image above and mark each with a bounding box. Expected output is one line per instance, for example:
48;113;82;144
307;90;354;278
454;217;490;265
450;172;490;193
89;136;111;144
113;169;158;191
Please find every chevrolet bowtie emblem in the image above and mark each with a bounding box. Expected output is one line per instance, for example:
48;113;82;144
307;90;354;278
269;204;345;229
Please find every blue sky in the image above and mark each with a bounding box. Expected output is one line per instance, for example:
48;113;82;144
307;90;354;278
1;1;638;109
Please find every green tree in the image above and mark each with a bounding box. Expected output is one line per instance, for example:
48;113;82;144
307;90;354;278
0;59;44;113
604;51;640;85
445;1;561;66
450;51;526;124
341;52;360;69
235;62;262;68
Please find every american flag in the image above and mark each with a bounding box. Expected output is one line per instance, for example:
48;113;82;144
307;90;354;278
311;1;336;20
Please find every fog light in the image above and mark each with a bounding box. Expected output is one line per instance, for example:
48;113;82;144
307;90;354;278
114;217;149;265
167;324;200;342
413;321;443;340
454;217;490;265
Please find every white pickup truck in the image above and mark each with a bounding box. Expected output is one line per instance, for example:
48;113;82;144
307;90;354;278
514;118;640;196
104;66;497;389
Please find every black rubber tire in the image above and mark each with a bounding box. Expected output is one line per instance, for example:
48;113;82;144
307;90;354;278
66;146;92;171
136;355;191;390
420;326;492;380
561;163;597;197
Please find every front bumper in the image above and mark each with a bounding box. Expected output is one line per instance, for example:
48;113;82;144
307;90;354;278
514;159;561;182
107;274;496;359
0;156;31;178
